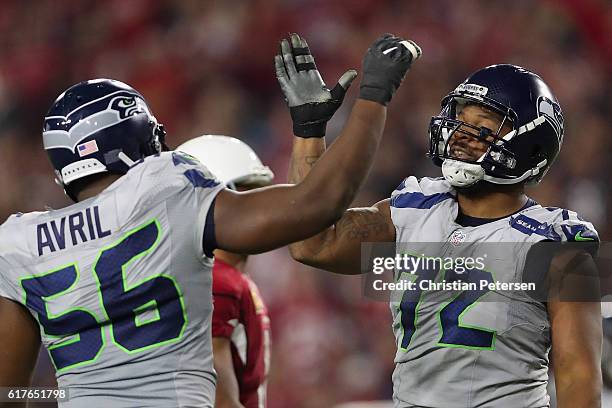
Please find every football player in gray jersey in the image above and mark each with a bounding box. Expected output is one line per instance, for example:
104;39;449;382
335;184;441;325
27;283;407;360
0;33;421;407
285;58;602;406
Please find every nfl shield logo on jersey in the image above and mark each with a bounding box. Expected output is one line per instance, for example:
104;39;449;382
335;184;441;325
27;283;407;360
449;230;466;246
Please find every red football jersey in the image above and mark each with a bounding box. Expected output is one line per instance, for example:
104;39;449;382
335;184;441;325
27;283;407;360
212;259;271;408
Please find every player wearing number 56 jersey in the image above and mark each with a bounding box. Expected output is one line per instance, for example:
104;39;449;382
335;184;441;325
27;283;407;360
178;135;273;408
0;33;418;407
284;61;602;407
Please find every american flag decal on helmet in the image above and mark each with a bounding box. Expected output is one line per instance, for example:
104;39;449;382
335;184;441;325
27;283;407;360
77;140;99;157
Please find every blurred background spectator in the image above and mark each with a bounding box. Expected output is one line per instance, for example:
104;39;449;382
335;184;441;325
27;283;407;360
1;0;610;407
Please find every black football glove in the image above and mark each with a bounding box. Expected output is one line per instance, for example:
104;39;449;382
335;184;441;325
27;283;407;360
275;33;357;138
359;34;422;106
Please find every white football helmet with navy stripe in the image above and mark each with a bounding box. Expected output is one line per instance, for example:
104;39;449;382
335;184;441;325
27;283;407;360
176;135;273;190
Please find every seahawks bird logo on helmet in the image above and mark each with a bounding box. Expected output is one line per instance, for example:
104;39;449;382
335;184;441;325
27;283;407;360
537;95;564;144
109;96;151;119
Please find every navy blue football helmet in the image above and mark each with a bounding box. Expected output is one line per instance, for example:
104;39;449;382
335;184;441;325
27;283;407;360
43;79;167;199
428;64;564;187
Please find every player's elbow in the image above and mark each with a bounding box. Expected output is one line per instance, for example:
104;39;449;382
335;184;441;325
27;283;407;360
288;243;313;265
288;243;303;261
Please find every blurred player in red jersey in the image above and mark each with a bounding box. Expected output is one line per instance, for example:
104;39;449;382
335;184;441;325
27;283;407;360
178;135;273;408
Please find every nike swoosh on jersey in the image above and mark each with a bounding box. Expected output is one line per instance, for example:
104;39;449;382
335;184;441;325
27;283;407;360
574;230;595;241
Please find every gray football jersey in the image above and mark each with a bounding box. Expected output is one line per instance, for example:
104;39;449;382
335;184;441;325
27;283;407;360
0;152;224;407
389;176;598;408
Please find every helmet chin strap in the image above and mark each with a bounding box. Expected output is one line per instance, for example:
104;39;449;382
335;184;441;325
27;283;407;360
483;159;547;184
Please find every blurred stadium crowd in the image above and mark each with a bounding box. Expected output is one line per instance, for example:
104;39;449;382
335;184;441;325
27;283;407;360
0;0;611;407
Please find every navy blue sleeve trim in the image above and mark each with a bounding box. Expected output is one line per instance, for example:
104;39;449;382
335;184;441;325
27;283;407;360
391;191;454;209
203;197;217;258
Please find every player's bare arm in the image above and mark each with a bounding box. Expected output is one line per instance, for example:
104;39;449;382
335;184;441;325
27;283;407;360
283;33;421;274
0;297;41;407
214;34;420;254
290;200;394;275
214;98;384;253
289;138;394;274
548;249;602;408
212;337;245;408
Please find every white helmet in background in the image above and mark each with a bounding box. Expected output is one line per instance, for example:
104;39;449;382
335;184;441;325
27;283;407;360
176;135;274;189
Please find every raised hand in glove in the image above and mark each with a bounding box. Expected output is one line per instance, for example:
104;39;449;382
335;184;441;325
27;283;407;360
359;34;422;106
275;33;357;138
